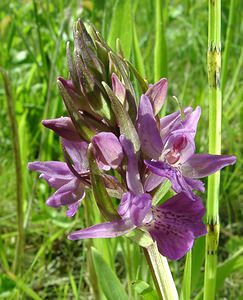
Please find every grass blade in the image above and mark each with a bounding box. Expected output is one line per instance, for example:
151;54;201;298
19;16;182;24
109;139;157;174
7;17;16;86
91;247;129;300
108;0;132;59
0;68;24;274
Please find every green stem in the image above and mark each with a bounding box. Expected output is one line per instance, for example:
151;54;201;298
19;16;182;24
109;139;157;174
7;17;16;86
144;243;178;300
0;68;24;273
154;0;168;81
204;1;222;299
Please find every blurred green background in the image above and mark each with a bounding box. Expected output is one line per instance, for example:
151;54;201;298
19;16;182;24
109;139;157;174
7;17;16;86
0;0;242;299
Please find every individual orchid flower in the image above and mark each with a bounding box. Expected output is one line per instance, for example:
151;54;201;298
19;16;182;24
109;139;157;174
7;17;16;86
68;136;207;260
137;94;236;199
28;139;89;217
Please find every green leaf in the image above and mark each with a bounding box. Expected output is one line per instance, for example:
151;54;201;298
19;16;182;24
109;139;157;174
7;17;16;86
191;236;205;292
102;82;140;152
180;250;191;300
91;247;129;300
108;0;132;59
131;280;159;300
216;247;243;291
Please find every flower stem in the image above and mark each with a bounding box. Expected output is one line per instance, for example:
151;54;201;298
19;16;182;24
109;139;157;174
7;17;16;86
204;1;222;299
144;243;178;300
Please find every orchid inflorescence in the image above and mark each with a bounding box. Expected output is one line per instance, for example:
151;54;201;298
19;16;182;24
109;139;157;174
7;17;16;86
28;20;236;261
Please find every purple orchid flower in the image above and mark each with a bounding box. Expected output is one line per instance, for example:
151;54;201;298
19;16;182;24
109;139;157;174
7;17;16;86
28;139;89;217
137;94;236;199
68;136;206;260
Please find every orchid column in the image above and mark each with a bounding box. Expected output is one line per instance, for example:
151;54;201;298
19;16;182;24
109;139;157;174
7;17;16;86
204;0;221;299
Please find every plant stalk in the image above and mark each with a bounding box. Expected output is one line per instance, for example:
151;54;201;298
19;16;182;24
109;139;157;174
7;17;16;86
0;68;24;273
204;1;222;299
154;0;168;81
144;243;178;300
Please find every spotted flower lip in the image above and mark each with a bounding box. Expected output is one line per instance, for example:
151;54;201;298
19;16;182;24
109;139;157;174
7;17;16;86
137;94;236;199
68;136;207;260
28;139;89;217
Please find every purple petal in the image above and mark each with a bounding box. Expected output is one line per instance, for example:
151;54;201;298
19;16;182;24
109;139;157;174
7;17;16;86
181;154;236;178
160;107;193;139
145;78;167;115
144;160;198;200
120;136;144;195
28;161;72;179
163;131;195;165
147;193;206;260
183;177;205;193
42;117;80;141
92;132;124;170
39;174;70;189
118;192;152;226
68;219;134;240
62;139;89;173
137;94;163;158
112;73;126;104
46;178;85;207
130;193;152;226
144;173;165;192
66;199;83;217
181;106;201;138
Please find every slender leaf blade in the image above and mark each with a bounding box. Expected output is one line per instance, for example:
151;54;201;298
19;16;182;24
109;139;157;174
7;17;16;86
91;247;129;300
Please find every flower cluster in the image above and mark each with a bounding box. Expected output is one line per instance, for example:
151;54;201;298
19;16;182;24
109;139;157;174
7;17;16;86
28;20;236;260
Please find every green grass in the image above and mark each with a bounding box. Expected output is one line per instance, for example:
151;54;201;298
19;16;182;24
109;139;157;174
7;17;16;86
0;0;242;299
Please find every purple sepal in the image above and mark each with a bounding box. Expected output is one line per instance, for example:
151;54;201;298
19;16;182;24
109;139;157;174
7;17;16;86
181;154;237;178
137;95;163;159
145;78;167;115
68;219;134;240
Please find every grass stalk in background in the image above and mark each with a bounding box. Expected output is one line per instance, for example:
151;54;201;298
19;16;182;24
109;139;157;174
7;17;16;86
144;243;178;300
204;1;222;299
0;68;24;274
154;0;167;81
180;250;191;300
